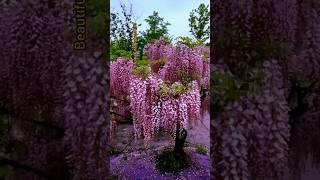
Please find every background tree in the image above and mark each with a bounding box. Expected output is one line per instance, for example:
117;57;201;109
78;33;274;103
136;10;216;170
110;2;138;60
188;3;209;43
139;11;171;60
176;36;204;48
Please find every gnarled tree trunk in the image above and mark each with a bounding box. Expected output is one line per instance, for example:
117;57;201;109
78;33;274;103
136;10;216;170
173;121;187;159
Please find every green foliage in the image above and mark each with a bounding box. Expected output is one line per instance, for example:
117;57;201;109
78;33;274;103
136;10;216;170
137;57;149;67
171;83;187;96
63;0;108;53
87;13;107;39
178;70;200;87
158;82;188;97
110;6;172;61
159;35;173;44
132;57;150;79
110;2;136;60
133;64;149;79
211;73;246;113
110;38;132;60
195;144;208;155
216;27;289;79
211;70;265;114
142;11;171;42
155;149;190;174
177;36;193;46
83;0;108;40
212;74;245;100
188;3;210;42
159;83;170;96
110;49;131;61
213;26;289;114
176;36;204;48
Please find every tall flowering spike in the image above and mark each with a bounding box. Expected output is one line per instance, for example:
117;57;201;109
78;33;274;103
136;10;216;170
133;22;138;65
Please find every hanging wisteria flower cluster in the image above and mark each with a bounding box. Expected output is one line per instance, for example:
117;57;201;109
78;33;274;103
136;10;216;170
212;60;290;180
144;39;210;90
110;58;133;125
144;39;169;73
110;58;133;99
129;75;201;144
159;43;203;85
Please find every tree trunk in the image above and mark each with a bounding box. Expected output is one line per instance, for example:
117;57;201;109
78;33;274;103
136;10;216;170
173;121;187;158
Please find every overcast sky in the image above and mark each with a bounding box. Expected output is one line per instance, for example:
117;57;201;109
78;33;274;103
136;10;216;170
110;0;210;40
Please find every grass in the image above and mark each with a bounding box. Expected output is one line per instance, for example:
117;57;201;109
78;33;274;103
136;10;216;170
195;144;207;155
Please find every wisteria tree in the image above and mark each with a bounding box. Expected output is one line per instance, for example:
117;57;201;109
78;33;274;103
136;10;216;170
110;39;209;172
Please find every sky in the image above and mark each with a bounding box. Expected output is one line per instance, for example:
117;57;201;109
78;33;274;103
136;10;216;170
110;0;210;40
